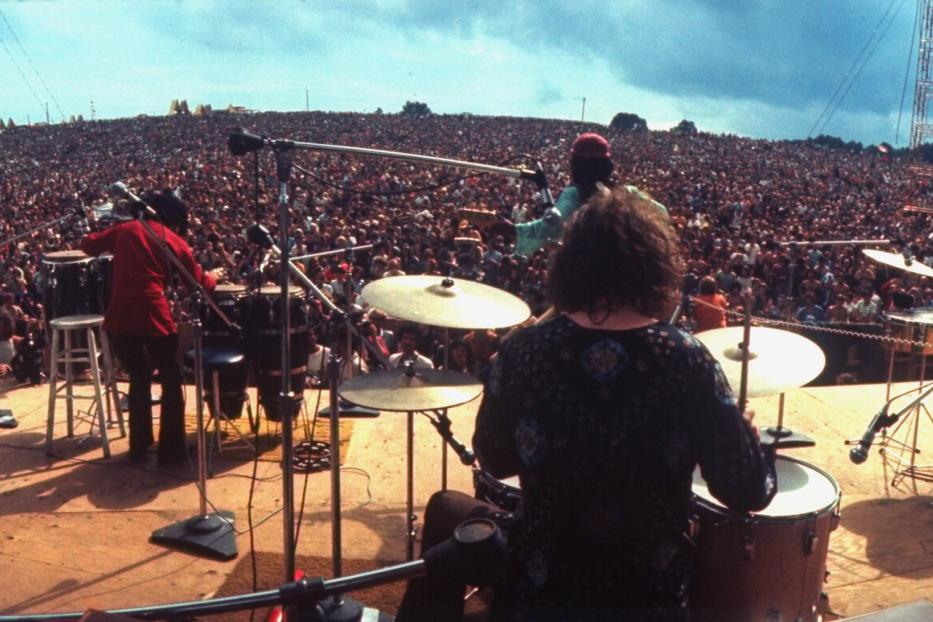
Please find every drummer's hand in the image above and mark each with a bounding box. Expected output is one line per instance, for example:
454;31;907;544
207;267;226;282
742;408;760;440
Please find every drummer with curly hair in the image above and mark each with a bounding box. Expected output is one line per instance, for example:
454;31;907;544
397;184;776;622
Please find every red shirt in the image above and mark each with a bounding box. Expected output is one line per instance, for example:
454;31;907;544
80;220;216;336
693;292;728;332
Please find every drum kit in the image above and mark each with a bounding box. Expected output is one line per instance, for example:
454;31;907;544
350;270;842;621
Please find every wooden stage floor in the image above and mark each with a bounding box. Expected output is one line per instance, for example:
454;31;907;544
0;377;931;619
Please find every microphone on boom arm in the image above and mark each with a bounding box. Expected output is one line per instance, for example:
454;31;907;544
849;402;894;464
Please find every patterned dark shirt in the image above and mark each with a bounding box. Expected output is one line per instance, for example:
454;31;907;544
473;316;776;621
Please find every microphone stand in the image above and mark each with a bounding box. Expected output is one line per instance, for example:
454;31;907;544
229;127;551;199
265;144;366;622
291;244;373;263
846;380;933;468
0;517;505;622
130;208;240;560
0;210;84;249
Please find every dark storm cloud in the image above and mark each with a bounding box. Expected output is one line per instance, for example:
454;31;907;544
359;0;915;117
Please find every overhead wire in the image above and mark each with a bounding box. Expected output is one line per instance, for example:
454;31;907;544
808;0;902;138
895;0;922;145
0;7;65;120
817;0;911;137
0;35;44;113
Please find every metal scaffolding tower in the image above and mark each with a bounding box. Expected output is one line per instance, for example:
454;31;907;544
912;0;933;147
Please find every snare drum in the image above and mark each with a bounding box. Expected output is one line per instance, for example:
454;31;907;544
690;456;841;622
244;285;310;421
473;469;522;514
202;283;248;348
885;309;933;354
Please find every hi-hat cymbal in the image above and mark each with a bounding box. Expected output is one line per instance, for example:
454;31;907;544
359;275;531;329
695;326;825;398
338;367;483;412
863;248;933;278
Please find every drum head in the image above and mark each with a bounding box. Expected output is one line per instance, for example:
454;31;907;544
499;475;520;489
258;284;303;297
215;283;248;295
887;309;933;325
692;456;838;518
43;250;90;263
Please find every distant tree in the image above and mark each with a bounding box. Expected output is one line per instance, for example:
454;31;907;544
374;107;383;114
672;119;698;135
809;134;862;151
401;101;432;116
610;112;647;132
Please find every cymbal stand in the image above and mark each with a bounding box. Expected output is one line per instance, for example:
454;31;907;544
129;209;239;560
441;327;450;491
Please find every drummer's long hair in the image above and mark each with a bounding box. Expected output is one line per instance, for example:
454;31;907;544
548;184;683;321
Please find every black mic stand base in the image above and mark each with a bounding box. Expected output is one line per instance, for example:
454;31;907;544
312;595;364;622
761;426;816;449
150;510;237;561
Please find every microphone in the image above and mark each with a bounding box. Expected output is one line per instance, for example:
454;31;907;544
110;181;143;205
524;162;559;226
428;414;477;466
228;127;266;156
850;404;892;464
244;223;273;247
110;181;158;220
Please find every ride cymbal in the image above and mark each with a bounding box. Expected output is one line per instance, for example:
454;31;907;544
359;275;530;329
863;248;933;278
338;367;483;412
695;326;826;398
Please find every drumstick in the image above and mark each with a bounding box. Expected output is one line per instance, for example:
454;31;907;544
737;292;752;413
501;306;556;343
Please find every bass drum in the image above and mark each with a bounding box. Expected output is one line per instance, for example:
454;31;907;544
690;456;841;622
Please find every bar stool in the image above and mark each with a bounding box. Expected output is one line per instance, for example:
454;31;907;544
45;314;125;458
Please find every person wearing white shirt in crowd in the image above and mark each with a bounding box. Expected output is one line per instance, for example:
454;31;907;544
306;325;332;388
388;323;434;370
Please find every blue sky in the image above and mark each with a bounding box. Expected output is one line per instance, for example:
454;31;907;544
0;0;923;146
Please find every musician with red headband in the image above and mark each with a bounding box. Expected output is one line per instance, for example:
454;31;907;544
464;132;616;257
80;189;221;465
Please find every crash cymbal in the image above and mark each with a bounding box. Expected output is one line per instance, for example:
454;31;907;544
695;326;825;398
863;248;933;278
338;367;483;412
359;275;531;329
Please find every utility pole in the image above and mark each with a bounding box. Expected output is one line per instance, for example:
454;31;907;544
305;87;309;112
45;102;49;125
581;97;586;122
90;98;96;121
912;0;933;147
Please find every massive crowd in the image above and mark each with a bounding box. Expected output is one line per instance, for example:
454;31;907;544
2;109;932;375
